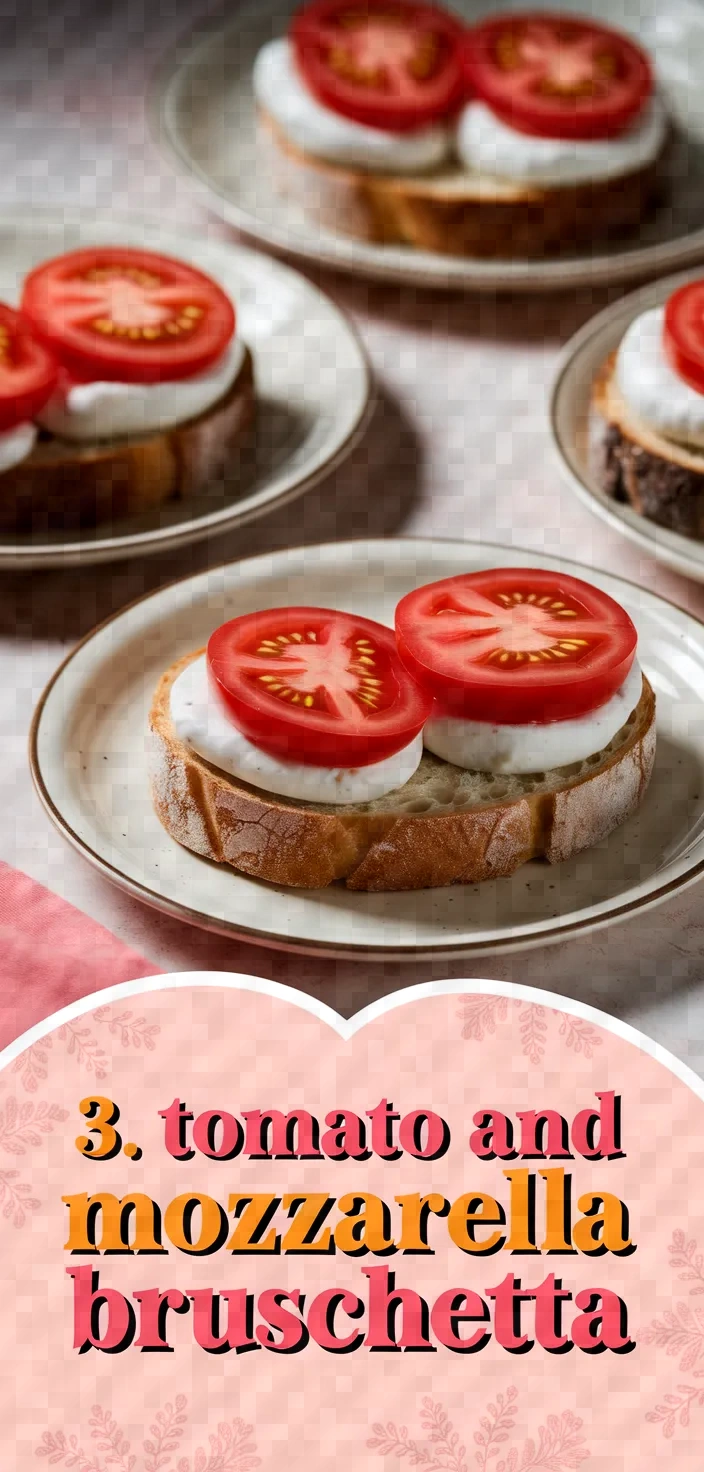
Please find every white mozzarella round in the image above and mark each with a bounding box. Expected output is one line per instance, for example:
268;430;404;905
253;38;451;175
423;661;644;775
36;335;246;444
456;95;666;187
616;306;704;450
170;654;424;805
0;421;37;472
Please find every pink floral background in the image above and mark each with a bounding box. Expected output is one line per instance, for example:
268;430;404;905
0;981;701;1469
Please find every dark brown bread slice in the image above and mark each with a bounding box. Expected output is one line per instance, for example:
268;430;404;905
149;650;656;892
0;348;255;534
591;352;704;539
260;111;664;259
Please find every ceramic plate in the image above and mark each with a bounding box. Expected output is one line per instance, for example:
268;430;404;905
0;210;370;569
551;266;704;584
154;0;704;292
30;538;704;961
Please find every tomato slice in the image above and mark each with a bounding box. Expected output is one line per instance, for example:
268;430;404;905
20;247;236;385
291;0;466;133
208;608;432;767
0;304;58;432
395;570;637;725
663;282;704;396
463;12;653;141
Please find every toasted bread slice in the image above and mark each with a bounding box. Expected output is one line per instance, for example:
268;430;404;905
259;111;663;258
0;348;255;534
591;351;704;538
149;649;656;892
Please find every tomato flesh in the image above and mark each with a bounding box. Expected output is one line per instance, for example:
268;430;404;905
21;247;236;385
292;0;466;133
663;282;704;397
395;570;637;725
0;304;58;432
463;12;653;141
207;607;432;767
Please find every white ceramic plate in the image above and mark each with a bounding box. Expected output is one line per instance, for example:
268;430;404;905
0;209;371;569
30;537;704;961
551;266;704;584
154;0;704;293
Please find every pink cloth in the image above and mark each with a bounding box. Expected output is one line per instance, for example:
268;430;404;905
0;863;161;1050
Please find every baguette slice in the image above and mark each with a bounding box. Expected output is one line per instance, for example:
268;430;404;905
0;347;255;534
149;649;656;892
260;110;663;259
591;351;704;539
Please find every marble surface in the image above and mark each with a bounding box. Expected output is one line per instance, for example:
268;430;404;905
3;0;704;1071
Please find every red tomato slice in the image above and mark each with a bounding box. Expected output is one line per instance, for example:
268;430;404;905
292;0;466;133
463;12;653;141
395;570;637;725
663;282;704;396
207;607;432;768
21;247;236;385
0;304;58;432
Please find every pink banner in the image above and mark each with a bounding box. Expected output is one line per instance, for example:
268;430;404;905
2;976;701;1469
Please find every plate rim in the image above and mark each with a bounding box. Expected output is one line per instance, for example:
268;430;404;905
29;534;704;962
0;204;373;570
550;263;704;583
151;0;704;295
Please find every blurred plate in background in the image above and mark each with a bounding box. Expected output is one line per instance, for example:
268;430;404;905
0;209;371;568
155;0;704;292
551;267;704;585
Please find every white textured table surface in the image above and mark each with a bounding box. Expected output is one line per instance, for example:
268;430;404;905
3;0;704;1068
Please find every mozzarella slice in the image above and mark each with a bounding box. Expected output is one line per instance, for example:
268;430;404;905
616;306;704;451
0;421;37;472
423;661;643;775
36;335;246;443
456;95;666;187
253;38;451;175
170;655;424;805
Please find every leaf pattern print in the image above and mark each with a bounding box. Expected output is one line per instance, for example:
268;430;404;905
12;1006;160;1093
517;1006;548;1067
646;1231;704;1438
458;997;603;1067
646;1384;704;1439
142;1397;188;1471
553;1015;601;1060
644;1303;704;1374
368;1392;589;1471
459;996;510;1044
11;1039;51;1094
93;1007;160;1053
669;1229;704;1295
0;1097;68;1228
176;1418;260;1472
474;1387;517;1468
36;1398;258;1471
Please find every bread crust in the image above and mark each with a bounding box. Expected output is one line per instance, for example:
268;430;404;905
0;348;255;534
148;650;656;892
259;111;663;258
591;352;704;538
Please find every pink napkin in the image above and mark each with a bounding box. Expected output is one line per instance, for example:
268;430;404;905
0;863;161;1051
